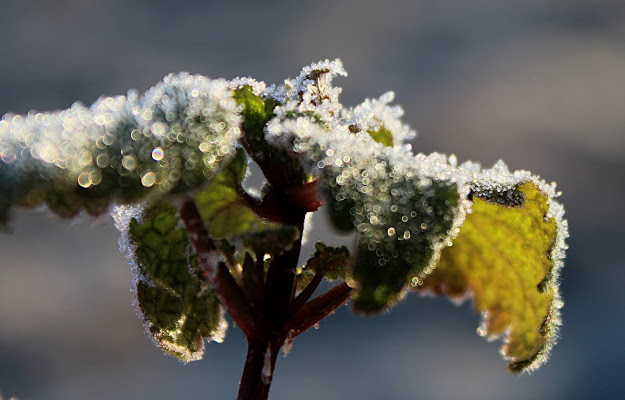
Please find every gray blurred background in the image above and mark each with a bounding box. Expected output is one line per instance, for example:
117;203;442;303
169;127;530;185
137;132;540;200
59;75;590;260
0;0;623;399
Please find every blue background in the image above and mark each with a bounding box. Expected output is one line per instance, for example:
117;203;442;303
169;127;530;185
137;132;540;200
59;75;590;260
1;0;624;399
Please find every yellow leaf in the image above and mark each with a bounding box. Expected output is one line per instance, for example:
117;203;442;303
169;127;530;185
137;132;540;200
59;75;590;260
416;182;566;373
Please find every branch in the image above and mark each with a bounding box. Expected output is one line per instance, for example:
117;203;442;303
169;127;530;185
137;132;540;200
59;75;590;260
284;282;354;337
179;197;268;340
287;270;326;317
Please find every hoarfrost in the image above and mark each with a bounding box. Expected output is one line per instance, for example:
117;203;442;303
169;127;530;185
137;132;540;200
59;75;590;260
0;73;242;223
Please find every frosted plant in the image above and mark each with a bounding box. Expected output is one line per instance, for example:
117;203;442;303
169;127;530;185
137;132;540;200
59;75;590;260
0;60;568;399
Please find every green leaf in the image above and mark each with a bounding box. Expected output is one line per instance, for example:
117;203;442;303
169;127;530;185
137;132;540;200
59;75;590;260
323;155;464;314
232;86;278;144
233;86;305;185
297;242;350;291
193;148;298;253
128;201;227;363
193;148;265;239
350;177;460;314
416;182;564;373
367;126;394;147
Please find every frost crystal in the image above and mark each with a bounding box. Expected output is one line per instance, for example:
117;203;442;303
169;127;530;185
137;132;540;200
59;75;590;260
0;73;242;223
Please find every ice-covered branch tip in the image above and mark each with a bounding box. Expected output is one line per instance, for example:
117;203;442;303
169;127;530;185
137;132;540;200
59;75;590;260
1;59;568;374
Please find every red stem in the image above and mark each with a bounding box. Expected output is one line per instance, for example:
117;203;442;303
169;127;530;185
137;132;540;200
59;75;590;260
179;175;350;400
287;270;325;317
284;282;354;338
179;197;268;340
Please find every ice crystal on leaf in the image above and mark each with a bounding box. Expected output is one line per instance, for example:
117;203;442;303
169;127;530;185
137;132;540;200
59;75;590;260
0;59;568;375
0;73;241;225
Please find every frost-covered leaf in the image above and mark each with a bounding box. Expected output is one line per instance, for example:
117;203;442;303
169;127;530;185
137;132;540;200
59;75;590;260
262;62;468;314
416;164;568;373
232;85;304;185
127;201;227;363
345;165;463;314
344;91;415;148
0;73;241;225
297;242;350;291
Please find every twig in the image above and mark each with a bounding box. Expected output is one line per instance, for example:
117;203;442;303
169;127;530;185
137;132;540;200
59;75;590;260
284;282;354;338
287;270;326;317
179;197;267;340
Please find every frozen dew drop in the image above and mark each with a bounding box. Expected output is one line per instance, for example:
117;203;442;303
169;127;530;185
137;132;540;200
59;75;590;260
282;331;295;358
151;147;165;161
77;172;93;188
141;171;157;187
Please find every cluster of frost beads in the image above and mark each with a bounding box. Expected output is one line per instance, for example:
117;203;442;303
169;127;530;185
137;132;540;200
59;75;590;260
263;61;472;312
0;73;241;223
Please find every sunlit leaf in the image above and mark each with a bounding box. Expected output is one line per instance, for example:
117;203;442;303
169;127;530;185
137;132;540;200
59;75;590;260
416;181;566;373
193;148;299;254
128;201;227;363
367;126;394;147
193;148;268;238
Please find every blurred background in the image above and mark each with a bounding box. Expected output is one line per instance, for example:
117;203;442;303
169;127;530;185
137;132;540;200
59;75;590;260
0;0;623;399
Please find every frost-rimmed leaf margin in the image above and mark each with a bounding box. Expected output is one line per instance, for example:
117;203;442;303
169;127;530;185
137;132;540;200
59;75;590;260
112;201;228;363
0;73;242;225
415;160;568;373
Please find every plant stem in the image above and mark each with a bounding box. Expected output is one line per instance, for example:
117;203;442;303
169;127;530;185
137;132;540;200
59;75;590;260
179;197;268;339
236;336;281;400
287;269;325;317
284;282;354;338
182;183;352;400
